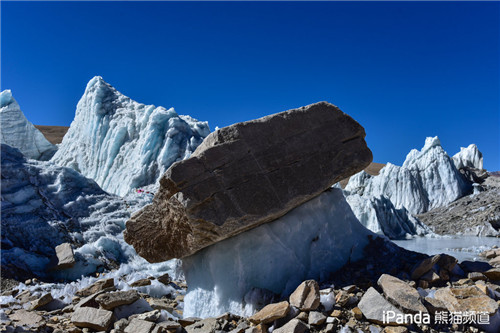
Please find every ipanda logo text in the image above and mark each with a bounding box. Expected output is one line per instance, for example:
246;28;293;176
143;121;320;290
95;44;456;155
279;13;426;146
383;311;490;325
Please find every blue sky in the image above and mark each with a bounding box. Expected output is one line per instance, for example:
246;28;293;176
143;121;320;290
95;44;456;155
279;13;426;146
2;1;499;170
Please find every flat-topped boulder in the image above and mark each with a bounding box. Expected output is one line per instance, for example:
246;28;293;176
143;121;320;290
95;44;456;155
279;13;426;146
125;102;372;261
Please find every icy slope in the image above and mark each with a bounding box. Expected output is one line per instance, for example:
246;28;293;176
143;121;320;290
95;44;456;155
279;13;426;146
0;90;57;160
452;144;483;170
344;137;471;239
50;76;210;196
182;188;373;318
1;144;170;281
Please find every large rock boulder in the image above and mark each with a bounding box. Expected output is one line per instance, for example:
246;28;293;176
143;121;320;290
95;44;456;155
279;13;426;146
125;102;372;261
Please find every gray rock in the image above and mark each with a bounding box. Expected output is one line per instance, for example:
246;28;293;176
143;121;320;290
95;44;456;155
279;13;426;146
358;287;404;325
460;260;493;273
71;307;114;331
124;318;156;333
377;274;427;314
114;318;129;332
273;318;308;333
134;310;161;322
125;102;372;261
96;290;140;310
9;309;44;326
185;318;218;333
29;293;53;310
55;243;75;269
289;280;321;311
308;311;327;325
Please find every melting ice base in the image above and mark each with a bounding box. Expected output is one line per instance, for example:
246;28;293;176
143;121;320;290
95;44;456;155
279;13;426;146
182;188;374;318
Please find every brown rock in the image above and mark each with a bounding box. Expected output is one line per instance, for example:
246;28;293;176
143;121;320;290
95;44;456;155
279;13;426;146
289;280;321;311
410;255;440;280
95;290;140;310
130;278;152;287
352;307;363;320
420;270;440;284
249;301;289;324
383;326;408;333
377;274;427;314
490;256;500;266
335;290;351;307
484;268;500;280
124;102;372;261
124;318;156;333
75;278;115;297
423;297;447;314
157;273;171;285
437;254;457;272
29;293;53;310
434;285;498;315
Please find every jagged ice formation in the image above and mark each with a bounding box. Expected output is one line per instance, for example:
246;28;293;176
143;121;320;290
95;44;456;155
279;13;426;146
344;137;472;239
0;90;57;160
452;144;483;170
51;77;210;196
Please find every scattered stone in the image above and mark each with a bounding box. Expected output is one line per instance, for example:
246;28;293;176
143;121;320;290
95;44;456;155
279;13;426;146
147;298;175;312
185;318;218;333
71;307;114;331
125;102;372;262
330;309;342;317
410;255;440;280
178;317;201;327
155;320;182;331
289;280;321;311
74;292;103;310
378;274;428;314
134;309;161;322
273;318;308;333
96;290;140;310
358;287;404;325
437;254;458;272
423;297;447;314
434;285;499;315
15;290;36;303
420;270;440;284
124;318;156;333
482;249;500;259
157;273;171;286
490;256;500;266
10;309;44;326
468;272;487;281
55;243;76;269
249;301;289;324
130;279;152;287
484;268;500;280
76;278;115;297
114;318;129;332
383;326;408;333
308;311;326;326
352;307;363;320
335;290;351;307
295;311;308;322
29;293;53;310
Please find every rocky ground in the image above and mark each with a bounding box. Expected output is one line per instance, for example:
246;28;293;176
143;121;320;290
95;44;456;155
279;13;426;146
417;175;500;237
1;238;499;333
34;126;69;145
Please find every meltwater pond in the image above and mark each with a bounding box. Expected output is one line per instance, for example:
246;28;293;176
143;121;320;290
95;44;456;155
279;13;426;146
393;236;500;262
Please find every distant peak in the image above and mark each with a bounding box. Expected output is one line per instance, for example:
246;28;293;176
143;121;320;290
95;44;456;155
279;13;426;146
0;89;15;108
85;76;111;91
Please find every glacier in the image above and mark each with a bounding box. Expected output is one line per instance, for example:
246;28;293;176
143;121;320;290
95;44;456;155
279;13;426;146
50;76;210;196
344;137;472;239
0;90;57;160
452;143;483;170
1;144;177;282
182;187;374;318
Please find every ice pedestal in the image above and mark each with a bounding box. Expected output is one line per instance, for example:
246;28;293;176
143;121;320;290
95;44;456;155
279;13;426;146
182;188;373;318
